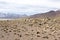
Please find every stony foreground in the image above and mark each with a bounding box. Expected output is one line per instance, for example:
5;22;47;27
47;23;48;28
0;18;60;40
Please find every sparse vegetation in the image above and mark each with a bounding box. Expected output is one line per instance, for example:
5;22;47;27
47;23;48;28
0;16;60;40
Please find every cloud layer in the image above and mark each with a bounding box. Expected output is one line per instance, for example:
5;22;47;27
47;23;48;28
0;0;59;15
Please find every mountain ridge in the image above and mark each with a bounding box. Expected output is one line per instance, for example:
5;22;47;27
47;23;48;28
0;13;27;19
30;10;60;18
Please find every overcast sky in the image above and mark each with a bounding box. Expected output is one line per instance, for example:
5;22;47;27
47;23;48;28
0;0;60;15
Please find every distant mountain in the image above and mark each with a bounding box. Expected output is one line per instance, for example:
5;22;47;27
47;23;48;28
0;13;27;19
30;10;60;18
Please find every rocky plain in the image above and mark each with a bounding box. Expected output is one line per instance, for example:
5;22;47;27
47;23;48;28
0;10;60;40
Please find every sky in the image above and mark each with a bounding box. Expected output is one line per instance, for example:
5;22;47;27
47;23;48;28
0;0;60;15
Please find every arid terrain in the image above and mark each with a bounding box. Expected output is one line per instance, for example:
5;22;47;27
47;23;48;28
0;10;60;40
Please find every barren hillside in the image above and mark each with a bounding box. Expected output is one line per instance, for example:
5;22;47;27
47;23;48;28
30;10;60;18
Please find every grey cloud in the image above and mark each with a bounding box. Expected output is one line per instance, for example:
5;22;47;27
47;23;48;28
0;0;59;15
0;1;9;5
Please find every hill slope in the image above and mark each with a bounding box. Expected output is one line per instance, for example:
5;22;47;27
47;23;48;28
30;10;60;18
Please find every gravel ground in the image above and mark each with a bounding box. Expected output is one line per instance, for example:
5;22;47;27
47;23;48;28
0;18;60;40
